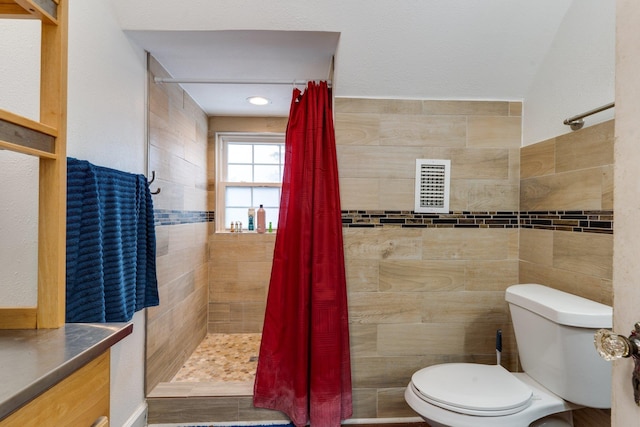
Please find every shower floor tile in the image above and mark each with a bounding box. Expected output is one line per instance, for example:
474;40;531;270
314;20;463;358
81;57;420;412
171;333;261;383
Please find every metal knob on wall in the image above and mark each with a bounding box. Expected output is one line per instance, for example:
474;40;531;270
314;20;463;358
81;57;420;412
594;323;640;405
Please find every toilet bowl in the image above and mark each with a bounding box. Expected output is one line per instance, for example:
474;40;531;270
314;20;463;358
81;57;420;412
405;364;576;427
404;284;612;427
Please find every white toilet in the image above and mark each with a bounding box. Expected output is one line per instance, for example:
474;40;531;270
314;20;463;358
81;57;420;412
405;283;612;427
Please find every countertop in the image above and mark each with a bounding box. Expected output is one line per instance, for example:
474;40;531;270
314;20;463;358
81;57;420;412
0;322;133;420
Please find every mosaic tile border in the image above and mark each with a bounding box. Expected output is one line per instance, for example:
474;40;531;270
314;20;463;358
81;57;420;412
342;210;614;234
520;210;613;234
342;210;519;228
154;209;613;234
154;209;214;226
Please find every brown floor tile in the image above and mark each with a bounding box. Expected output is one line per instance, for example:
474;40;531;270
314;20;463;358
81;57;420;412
171;333;261;383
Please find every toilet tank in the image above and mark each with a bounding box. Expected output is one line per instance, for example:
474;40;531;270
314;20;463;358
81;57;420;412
505;284;612;409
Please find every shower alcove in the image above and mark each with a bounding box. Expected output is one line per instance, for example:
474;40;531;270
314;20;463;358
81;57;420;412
145;223;282;424
143;54;288;423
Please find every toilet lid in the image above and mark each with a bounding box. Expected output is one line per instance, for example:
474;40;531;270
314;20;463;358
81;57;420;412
411;363;533;416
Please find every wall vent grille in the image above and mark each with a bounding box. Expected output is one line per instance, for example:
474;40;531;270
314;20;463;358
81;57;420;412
415;159;451;213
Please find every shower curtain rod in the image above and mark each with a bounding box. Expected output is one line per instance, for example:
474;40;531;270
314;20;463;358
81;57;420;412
563;101;614;131
153;77;332;86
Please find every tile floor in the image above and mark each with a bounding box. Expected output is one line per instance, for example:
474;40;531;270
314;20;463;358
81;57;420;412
171;333;261;383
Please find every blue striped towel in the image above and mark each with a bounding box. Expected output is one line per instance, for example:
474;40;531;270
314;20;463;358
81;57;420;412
66;158;159;322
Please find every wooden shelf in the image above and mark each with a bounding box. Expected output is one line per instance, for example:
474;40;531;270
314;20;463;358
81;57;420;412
0;0;58;23
0;109;58;158
0;0;67;329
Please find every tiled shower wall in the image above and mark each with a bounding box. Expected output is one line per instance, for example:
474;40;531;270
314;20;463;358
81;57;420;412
145;56;210;393
519;120;613;305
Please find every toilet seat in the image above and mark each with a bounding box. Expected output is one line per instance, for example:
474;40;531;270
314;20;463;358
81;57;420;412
411;363;533;416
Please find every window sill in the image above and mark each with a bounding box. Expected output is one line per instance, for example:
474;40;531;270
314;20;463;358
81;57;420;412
216;231;277;235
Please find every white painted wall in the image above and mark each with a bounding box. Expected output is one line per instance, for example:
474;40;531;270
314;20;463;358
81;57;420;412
67;1;148;426
0;20;40;118
67;0;146;171
0;2;148;425
0;151;38;306
613;1;640;424
0;19;40;307
522;0;615;146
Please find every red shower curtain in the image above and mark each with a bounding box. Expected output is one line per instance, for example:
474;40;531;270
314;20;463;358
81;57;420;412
253;81;352;426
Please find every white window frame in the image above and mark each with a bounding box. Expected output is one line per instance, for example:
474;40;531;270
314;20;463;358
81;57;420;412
215;132;285;232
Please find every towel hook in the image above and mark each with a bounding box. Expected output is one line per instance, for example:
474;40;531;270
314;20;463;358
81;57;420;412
148;171;161;195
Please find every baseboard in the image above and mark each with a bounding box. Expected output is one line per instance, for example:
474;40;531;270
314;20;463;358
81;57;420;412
122;401;148;427
343;418;424;424
148;417;426;427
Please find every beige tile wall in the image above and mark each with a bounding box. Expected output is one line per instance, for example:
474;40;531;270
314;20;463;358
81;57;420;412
346;225;521;418
145;56;210;393
336;99;521;211
208;233;276;333
519;120;614;305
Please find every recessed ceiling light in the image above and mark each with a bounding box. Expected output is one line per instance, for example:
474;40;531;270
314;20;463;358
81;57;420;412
247;96;270;106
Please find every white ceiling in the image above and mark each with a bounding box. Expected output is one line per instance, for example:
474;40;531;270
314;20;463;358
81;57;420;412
126;30;339;116
117;0;575;117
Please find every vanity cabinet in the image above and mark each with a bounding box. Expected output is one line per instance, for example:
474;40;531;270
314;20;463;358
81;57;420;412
0;352;110;427
0;323;133;427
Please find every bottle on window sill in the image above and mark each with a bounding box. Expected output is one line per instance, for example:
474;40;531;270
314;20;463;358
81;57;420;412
248;207;255;231
257;205;266;234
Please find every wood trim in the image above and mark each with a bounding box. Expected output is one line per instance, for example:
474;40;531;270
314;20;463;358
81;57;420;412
38;156;67;328
36;0;67;328
0;140;57;159
0;109;58;137
0;3;32;17
0;308;37;329
39;3;67;129
12;0;57;24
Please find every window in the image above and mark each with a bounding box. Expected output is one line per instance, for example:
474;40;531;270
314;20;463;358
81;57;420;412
216;132;285;232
